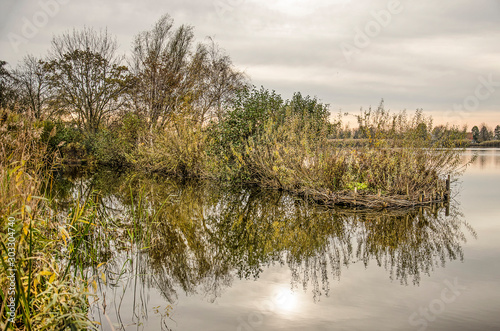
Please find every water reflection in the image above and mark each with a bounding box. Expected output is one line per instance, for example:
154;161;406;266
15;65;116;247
464;148;500;171
52;169;476;330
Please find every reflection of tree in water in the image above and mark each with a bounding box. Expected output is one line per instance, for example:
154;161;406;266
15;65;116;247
478;153;488;168
53;169;476;323
495;152;500;167
287;206;475;300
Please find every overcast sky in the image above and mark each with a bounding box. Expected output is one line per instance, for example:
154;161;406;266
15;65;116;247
1;0;499;127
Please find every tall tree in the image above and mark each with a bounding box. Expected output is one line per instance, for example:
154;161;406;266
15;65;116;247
479;123;491;142
494;125;500;140
46;27;130;133
130;15;247;129
0;60;14;110
13;55;52;120
471;125;479;142
194;38;248;122
130;14;185;129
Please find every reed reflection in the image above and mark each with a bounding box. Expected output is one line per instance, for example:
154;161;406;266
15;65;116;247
52;169;476;329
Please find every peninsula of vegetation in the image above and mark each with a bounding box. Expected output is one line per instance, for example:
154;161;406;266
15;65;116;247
2;15;491;208
0;14;498;330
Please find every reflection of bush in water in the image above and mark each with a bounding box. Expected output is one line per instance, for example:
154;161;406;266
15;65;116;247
287;205;474;301
55;170;475;303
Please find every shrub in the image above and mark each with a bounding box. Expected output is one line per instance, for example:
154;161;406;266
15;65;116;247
85;113;147;168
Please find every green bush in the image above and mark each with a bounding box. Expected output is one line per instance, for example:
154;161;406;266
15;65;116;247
86;129;129;167
83;113;147;168
207;87;330;180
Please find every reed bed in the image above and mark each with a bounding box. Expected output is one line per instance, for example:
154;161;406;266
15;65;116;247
218;102;467;208
128;95;468;208
0;111;98;330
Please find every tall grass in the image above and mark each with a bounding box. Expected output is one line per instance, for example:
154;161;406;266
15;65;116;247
0;109;97;330
133;114;208;178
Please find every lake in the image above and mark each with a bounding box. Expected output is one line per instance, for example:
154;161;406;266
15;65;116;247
54;148;500;331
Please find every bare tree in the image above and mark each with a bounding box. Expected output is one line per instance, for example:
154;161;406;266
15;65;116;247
130;14;175;129
46;27;130;133
130;15;248;129
131;15;196;129
193;38;248;123
0;60;18;110
13;55;52;120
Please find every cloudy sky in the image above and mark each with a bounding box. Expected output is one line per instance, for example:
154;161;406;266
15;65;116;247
1;0;499;127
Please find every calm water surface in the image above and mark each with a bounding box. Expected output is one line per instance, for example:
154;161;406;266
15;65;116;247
57;149;500;331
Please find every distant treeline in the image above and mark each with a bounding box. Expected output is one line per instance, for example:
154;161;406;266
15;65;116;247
333;122;500;145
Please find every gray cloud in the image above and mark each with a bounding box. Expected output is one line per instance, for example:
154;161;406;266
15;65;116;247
0;0;499;125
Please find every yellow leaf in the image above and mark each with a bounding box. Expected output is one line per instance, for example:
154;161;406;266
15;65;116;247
33;278;39;294
49;273;56;283
92;280;97;291
39;270;52;276
97;262;106;268
59;227;70;246
101;273;106;284
16;170;24;182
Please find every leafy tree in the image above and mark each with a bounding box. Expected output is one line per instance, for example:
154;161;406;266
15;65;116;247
494;125;500;140
471;126;479;142
479;123;491;142
46;28;131;133
287;92;330;133
212;87;284;151
210;87;330;161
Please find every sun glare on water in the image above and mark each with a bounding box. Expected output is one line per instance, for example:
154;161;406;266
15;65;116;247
274;287;299;313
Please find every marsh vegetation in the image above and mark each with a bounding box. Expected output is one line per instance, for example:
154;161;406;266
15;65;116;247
0;13;482;330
